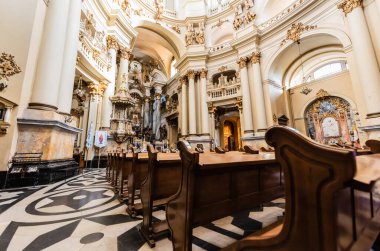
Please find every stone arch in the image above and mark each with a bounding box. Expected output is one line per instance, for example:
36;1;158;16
131;18;186;59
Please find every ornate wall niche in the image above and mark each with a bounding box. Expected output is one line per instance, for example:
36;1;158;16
304;94;358;146
0;96;17;134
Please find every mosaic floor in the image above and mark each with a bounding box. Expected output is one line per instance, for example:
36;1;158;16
0;169;286;251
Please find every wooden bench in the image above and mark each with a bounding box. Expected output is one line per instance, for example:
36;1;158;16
166;143;284;251
117;153;133;202
223;126;380;251
139;144;182;247
111;152;122;193
126;148;149;217
366;139;380;153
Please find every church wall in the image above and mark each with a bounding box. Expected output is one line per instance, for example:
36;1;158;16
0;0;46;172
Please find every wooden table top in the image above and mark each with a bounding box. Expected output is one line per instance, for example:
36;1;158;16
355;153;380;186
157;152;181;162
198;151;276;168
137;153;149;160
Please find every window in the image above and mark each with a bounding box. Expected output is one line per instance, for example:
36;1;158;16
0;103;5;121
314;63;342;79
170;58;177;78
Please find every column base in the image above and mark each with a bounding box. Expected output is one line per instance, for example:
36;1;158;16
16;109;81;161
28;102;58;111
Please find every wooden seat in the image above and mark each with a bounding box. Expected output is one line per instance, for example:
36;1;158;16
117;153;133;202
126;148;149;218
139;144;182;247
366;139;380;153
166;142;283;251
224;126;380;251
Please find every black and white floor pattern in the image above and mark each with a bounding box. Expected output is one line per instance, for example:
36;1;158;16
0;170;285;251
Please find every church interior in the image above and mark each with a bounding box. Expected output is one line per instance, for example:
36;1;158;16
1;0;380;250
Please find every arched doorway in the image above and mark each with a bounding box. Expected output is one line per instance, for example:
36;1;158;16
304;94;359;146
223;120;238;151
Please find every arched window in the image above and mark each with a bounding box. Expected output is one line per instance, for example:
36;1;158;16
170;58;177;78
290;61;347;87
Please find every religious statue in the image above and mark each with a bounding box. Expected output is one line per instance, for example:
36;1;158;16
195;22;205;44
143;97;150;129
233;10;243;30
160;125;168;141
154;0;164;22
185;23;194;46
244;11;256;24
152;95;161;141
245;0;254;9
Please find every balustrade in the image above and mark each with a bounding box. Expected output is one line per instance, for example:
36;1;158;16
207;82;241;101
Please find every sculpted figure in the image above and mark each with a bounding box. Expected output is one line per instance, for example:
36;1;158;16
195;22;205;44
233;10;243;30
185;23;194;46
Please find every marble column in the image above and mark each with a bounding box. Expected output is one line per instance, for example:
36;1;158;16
57;0;83;115
238;58;254;135
236;99;245;140
263;80;274;127
376;0;380;16
339;0;380;118
250;52;267;130
209;106;216;140
188;71;197;136
116;47;132;91
153;93;161;141
177;84;183;136
180;78;188;137
97;81;108;130
29;0;71;110
101;35;118;128
143;96;150;129
200;69;210;135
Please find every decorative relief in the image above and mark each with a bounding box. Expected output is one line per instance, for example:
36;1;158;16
237;57;247;68
281;22;317;45
120;0;132;18
200;68;208;79
0;52;22;92
212;19;229;29
87;82;98;97
106;35;119;51
98;81;108;97
316;89;329;99
338;0;362;16
300;86;313;95
185;22;205;46
218;66;227;72
171;25;181;34
187;70;195;80
154;0;164;22
233;0;256;30
250;52;261;64
119;47;133;60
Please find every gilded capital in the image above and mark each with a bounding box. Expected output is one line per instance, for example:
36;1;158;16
338;0;362;16
237;58;247;69
119;47;133;60
98;81;108;97
106;35;119;51
250;52;261;64
87;82;98;96
180;77;187;85
200;68;208;79
177;85;182;92
187;70;195;80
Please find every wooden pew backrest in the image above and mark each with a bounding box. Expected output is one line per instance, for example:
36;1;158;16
232;126;357;251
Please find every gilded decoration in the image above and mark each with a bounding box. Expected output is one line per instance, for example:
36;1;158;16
185;23;205;46
87;82;98;97
120;0;131;17
316;89;329;99
218;66;227;72
233;10;243;30
195;22;205;45
180;77;187;85
106;35;119;51
154;0;164;22
244;11;256;24
171;25;181;34
187;70;195;80
119;47;132;60
250;52;261;64
237;58;247;69
185;23;195;46
200;68;208;79
98;81;108;97
338;0;362;16
305;95;358;146
281;22;317;45
0;52;22;91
